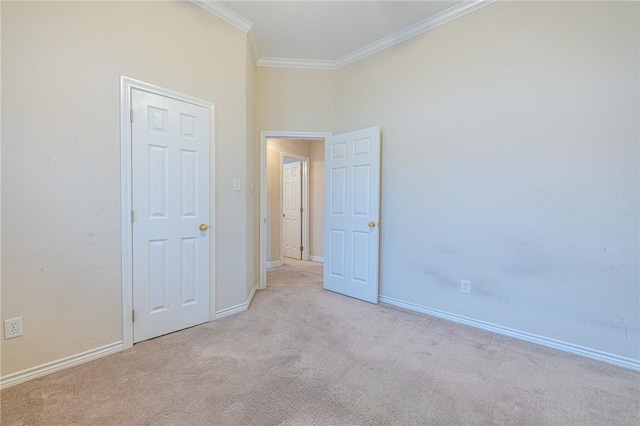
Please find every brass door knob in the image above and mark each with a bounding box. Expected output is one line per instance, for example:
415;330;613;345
368;221;376;228
199;224;209;231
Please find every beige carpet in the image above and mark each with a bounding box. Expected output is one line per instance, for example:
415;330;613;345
2;259;639;425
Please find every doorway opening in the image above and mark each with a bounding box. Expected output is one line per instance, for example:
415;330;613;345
282;154;307;261
259;131;331;289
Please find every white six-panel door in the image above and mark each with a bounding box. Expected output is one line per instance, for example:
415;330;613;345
324;127;381;304
283;161;302;259
131;88;210;343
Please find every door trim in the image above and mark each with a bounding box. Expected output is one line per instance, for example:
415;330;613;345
120;76;216;349
259;131;331;289
280;152;309;263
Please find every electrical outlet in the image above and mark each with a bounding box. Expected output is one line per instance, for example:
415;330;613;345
461;280;471;294
4;317;23;339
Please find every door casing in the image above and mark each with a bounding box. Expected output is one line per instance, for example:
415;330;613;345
259;131;331;289
120;76;216;349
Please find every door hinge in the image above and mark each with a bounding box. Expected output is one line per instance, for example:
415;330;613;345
300;207;303;213
300;246;303;251
131;210;134;223
130;109;134;123
300;168;303;175
132;310;135;322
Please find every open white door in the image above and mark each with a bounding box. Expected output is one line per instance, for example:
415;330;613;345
131;88;211;343
324;126;381;304
283;160;302;259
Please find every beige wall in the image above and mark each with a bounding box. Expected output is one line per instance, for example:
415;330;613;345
309;141;325;259
0;1;3;364
2;0;637;381
334;1;639;360
245;40;258;295
1;1;251;375
256;67;335;133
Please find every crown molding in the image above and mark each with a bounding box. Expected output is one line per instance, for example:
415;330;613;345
191;0;252;33
248;27;260;66
191;0;259;64
258;57;336;70
333;0;497;69
193;0;497;71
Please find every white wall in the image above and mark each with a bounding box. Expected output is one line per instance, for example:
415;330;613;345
1;1;252;375
334;1;639;361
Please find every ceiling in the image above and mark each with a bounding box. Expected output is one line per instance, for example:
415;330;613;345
193;0;495;69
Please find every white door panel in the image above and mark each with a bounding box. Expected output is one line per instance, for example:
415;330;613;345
324;127;381;304
132;88;210;343
283;161;302;259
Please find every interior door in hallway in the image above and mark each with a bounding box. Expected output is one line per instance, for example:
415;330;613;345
324;127;381;304
282;160;302;259
131;88;211;343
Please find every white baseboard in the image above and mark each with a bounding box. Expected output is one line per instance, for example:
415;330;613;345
379;295;640;371
0;341;124;390
310;255;324;263
1;284;261;389
246;283;257;308
266;260;283;269
215;284;257;319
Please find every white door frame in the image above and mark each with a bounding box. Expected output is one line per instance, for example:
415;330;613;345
280;152;309;263
259;131;331;289
120;76;216;349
